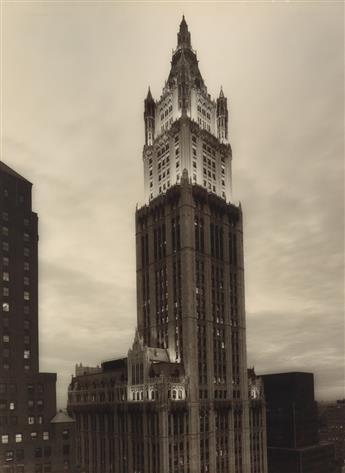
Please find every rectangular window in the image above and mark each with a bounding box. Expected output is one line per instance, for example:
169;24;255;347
35;447;42;458
30;432;37;440
43;431;49;441
24;276;30;285
2;272;9;281
16;449;24;461
2;241;9;251
23;233;30;242
3;335;9;343
2;302;9;312
1;434;8;444
24;261;29;271
3;287;9;297
28;416;35;425
2;226;8;236
15;433;22;443
44;446;51;457
24;291;30;301
24;247;29;257
5;451;14;463
24;350;30;359
9;402;15;410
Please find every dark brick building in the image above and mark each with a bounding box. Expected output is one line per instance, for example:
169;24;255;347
319;400;345;473
0;161;75;472
262;372;335;473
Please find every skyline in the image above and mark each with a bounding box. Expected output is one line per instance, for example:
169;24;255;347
1;2;344;407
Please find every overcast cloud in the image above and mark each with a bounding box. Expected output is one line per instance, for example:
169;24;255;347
1;1;344;407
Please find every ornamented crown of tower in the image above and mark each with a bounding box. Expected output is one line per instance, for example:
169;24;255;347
143;16;232;203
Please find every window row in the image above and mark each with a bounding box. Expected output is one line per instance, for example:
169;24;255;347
2;243;31;256
1;431;50;444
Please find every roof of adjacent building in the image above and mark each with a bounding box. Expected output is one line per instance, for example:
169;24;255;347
0;161;32;184
50;410;75;424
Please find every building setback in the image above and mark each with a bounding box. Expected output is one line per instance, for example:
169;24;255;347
68;17;268;473
0;161;76;472
262;372;336;473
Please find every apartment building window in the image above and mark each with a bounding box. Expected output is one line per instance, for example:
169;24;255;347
24;247;30;257
3;256;9;265
43;431;49;441
24;350;30;359
24;261;29;270
28;416;35;425
15;433;22;443
35;447;42;458
2;226;8;236
2;241;9;251
31;432;37;440
2;272;9;281
44;446;51;457
1;434;9;444
2;302;9;312
24;276;30;285
16;449;24;461
3;287;9;297
3;335;9;343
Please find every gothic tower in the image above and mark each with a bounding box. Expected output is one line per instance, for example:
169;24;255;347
68;17;267;473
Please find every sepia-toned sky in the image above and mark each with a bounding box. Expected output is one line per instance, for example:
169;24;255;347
1;1;344;407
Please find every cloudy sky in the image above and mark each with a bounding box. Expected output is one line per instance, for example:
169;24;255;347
2;1;344;407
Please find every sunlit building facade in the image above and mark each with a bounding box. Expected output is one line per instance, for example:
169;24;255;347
68;18;267;473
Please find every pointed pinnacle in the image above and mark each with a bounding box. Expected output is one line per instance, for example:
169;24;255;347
146;86;153;101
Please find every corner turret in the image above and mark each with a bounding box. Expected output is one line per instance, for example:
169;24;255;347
217;86;229;143
144;87;156;145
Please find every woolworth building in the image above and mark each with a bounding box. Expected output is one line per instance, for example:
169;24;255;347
68;17;268;473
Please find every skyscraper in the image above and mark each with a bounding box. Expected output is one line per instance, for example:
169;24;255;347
68;17;267;473
0;162;75;472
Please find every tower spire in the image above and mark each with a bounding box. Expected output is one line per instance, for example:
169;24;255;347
177;15;191;49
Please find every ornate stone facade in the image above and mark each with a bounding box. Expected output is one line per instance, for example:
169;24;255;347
68;17;267;473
